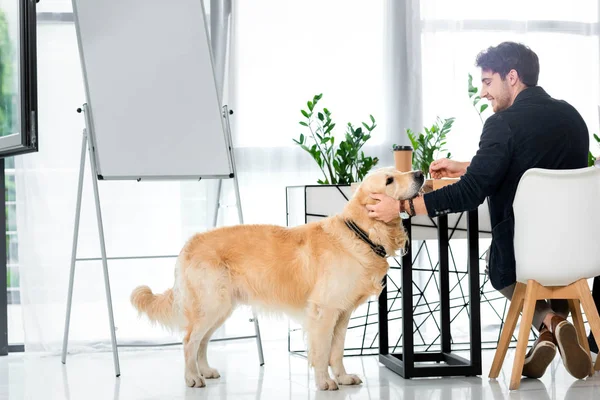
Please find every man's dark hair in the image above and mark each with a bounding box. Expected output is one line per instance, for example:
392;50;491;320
475;42;540;86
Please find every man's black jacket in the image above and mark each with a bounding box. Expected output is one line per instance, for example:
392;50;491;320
423;86;589;290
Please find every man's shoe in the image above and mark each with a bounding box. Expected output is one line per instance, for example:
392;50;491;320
551;316;592;379
522;328;556;378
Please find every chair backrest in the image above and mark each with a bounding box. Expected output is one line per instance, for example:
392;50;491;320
513;166;600;286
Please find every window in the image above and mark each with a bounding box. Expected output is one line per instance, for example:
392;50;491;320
1;0;39;351
5;156;18;306
0;0;38;157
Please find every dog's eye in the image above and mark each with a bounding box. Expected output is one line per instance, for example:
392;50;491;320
386;176;394;186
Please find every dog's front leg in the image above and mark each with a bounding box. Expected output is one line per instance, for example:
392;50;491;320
329;310;362;386
306;304;339;391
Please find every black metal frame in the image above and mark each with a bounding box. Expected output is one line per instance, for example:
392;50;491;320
0;159;6;355
285;186;540;362
378;211;482;378
0;0;38;158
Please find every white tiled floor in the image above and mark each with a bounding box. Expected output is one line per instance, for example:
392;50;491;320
0;339;599;400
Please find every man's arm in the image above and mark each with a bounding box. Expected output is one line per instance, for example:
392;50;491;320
367;114;513;222
421;114;513;217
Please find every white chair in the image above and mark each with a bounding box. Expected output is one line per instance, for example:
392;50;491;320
488;166;600;390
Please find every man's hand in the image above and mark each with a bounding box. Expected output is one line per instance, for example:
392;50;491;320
429;158;469;179
366;193;399;223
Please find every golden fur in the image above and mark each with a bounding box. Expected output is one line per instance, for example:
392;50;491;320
131;167;424;390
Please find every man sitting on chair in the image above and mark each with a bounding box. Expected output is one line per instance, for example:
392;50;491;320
367;41;594;379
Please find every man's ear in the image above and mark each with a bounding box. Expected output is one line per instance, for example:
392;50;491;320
508;69;520;85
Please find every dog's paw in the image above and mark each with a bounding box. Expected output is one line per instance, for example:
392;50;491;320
337;374;362;385
185;371;206;388
316;378;339;391
199;367;220;379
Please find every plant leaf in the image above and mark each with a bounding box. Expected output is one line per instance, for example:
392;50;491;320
480;104;488;113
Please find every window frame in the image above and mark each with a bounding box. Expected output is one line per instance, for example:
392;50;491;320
0;0;38;158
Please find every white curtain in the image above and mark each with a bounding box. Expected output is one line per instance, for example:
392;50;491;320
17;0;394;353
226;0;394;226
15;0;600;353
16;3;220;353
215;0;396;341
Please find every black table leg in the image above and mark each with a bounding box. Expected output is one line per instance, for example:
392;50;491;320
438;215;451;354
378;212;482;378
378;273;388;356
401;218;414;377
468;209;482;375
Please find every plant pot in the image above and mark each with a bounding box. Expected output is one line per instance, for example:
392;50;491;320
286;184;352;227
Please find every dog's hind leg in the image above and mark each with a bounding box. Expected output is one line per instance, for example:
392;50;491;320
182;271;233;387
183;322;208;388
329;310;362;386
196;307;233;379
306;303;340;391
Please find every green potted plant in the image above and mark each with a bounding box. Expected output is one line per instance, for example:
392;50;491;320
468;73;489;124
293;93;379;185
403;116;455;179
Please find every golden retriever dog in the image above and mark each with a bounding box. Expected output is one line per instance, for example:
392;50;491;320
130;167;424;390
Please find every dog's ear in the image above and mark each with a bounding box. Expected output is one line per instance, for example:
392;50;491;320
353;185;368;204
355;187;382;206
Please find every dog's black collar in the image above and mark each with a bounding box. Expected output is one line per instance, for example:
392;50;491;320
344;220;387;258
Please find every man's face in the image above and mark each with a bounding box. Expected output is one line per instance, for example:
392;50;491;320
480;70;512;112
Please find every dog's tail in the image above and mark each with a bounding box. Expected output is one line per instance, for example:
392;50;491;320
130;285;181;330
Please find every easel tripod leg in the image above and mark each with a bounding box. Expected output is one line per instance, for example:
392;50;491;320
86;129;121;377
215;107;265;365
61;131;87;364
231;161;265;365
211;180;265;365
232;178;265;365
212;179;222;227
252;311;265;366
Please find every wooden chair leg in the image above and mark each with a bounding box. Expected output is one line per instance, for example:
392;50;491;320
510;280;539;390
568;298;594;377
489;282;526;379
575;279;600;372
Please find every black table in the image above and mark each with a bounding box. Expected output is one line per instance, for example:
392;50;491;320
377;210;482;378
